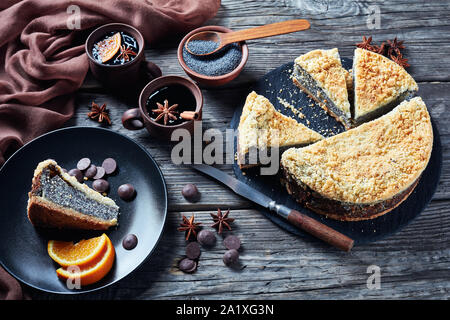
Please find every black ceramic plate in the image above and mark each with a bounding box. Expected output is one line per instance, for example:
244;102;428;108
231;59;442;245
0;127;167;294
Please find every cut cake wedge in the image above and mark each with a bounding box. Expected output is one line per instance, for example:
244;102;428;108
352;48;418;125
27;159;119;230
237;91;323;169
292;48;352;129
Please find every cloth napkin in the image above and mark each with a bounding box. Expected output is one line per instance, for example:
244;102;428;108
0;265;29;300
0;0;221;299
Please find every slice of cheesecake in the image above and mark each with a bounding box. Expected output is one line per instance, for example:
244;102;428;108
280;97;433;221
293;48;352;129
237;91;323;169
353;48;418;125
27;160;119;230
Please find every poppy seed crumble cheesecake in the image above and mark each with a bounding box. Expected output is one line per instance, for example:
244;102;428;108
237;91;323;169
353;48;418;125
280;97;433;221
292;48;352;129
27;160;119;230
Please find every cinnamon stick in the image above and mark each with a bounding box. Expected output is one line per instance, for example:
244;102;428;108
180;111;199;120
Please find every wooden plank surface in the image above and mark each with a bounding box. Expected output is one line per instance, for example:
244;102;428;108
28;0;449;299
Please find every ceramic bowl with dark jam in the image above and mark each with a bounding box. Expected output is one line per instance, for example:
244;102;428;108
122;76;203;140
86;23;145;88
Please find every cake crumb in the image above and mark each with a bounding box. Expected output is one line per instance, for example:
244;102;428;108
277;97;305;119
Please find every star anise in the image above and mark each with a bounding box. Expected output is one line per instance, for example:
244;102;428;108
210;209;234;234
390;53;410;68
117;45;137;62
356;36;409;68
178;215;201;241
387;37;405;57
87;102;111;125
356;36;375;51
151;100;179;125
373;42;387;55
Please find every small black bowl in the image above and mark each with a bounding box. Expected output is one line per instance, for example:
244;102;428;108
85;23;145;89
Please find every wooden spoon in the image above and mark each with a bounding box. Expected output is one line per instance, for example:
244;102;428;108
185;19;310;56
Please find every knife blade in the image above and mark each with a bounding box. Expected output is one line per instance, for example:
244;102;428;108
190;164;354;252
190;164;273;208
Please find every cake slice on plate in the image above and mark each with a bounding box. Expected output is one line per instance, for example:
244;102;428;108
237;91;323;169
352;48;418;125
280;97;433;221
292;48;352;129
27;159;119;230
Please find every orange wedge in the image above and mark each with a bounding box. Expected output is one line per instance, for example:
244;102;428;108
48;233;108;268
97;32;121;63
56;236;115;286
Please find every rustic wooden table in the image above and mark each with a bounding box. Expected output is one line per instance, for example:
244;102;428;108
30;0;449;299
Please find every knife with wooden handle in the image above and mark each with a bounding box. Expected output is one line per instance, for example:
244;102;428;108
190;164;354;252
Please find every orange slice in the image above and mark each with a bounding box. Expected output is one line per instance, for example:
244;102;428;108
97;32;121;63
56;236;115;286
48;234;108;268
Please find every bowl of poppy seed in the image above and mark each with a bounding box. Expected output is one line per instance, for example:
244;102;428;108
85;23;145;88
177;25;249;86
122;75;203;139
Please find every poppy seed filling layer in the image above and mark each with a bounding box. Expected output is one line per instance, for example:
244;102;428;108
38;168;119;221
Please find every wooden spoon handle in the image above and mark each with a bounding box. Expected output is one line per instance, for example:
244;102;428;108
220;19;310;44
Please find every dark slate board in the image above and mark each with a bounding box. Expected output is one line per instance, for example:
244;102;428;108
230;59;443;245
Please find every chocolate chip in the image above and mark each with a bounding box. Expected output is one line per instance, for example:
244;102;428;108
181;183;200;202
117;183;136;201
179;258;197;273
197;229;216;247
93;179;109;193
68;169;83;183
185;242;201;260
223;235;241;250
223;249;239;266
84;165;97;179
77;158;91;171
93;166;106;180
102;158;117;175
122;234;138;250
